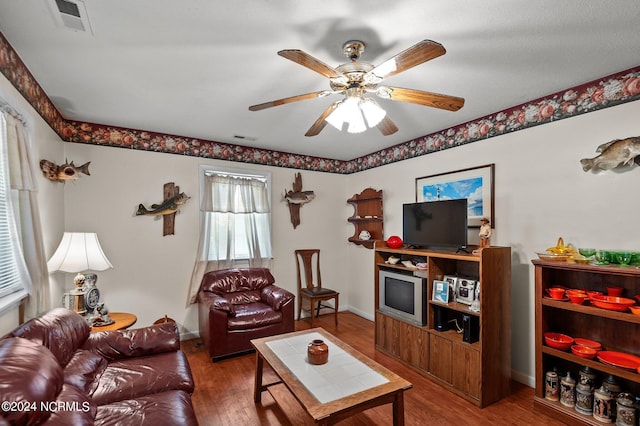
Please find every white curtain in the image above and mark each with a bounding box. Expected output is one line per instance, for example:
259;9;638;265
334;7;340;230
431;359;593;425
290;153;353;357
0;104;49;318
187;173;272;304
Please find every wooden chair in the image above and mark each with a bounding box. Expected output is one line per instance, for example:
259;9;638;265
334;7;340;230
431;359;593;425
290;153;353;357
295;249;339;327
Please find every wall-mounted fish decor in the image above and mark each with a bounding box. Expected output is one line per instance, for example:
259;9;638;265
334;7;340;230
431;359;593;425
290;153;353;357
580;136;640;172
136;192;190;216
40;159;90;183
136;182;189;236
285;172;315;229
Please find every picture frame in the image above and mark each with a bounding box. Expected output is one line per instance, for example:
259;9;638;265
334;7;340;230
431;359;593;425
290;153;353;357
432;280;449;303
415;164;495;228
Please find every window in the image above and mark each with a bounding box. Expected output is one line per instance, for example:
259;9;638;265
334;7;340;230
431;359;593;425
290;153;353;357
0;111;30;306
201;166;272;264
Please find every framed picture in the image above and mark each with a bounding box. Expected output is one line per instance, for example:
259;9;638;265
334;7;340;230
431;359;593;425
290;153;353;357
415;164;495;228
432;280;449;303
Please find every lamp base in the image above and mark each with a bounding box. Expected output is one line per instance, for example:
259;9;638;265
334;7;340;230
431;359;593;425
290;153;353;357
70;287;86;315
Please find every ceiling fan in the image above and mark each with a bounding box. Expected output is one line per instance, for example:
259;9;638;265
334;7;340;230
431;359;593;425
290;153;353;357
249;39;465;137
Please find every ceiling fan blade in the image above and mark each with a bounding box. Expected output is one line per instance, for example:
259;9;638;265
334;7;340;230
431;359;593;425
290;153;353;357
377;115;398;136
278;50;344;79
379;86;465;111
368;40;446;80
249;91;332;111
305;103;339;137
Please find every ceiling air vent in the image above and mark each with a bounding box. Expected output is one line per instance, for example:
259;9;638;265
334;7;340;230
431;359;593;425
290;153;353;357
48;0;93;34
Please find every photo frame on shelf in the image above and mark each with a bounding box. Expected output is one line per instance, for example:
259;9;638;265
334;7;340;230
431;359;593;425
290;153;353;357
432;280;449;303
415;164;495;228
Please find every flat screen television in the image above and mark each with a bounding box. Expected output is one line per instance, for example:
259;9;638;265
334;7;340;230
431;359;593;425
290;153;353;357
378;269;427;326
402;199;468;250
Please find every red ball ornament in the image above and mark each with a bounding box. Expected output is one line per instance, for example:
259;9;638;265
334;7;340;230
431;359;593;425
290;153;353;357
386;236;403;248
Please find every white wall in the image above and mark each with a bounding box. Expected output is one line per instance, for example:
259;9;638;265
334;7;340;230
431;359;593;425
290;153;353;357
0;74;65;335
62;143;348;337
3;61;639;385
345;99;640;385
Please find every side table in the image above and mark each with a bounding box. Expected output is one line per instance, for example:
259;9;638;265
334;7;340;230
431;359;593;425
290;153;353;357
91;312;137;332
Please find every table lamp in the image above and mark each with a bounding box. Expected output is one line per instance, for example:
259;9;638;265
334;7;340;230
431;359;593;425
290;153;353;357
47;232;113;315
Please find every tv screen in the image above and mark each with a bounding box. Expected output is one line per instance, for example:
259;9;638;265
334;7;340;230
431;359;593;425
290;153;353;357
402;199;468;249
384;276;415;315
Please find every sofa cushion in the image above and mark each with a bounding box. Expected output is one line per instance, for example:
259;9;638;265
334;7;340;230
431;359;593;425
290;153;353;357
200;267;275;294
94;390;197;426
227;302;283;330
82;322;180;361
9;308;90;366
0;337;63;425
45;384;96;426
90;351;195;405
63;349;107;394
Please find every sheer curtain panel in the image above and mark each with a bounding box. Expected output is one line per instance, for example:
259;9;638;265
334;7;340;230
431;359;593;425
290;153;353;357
0;104;48;318
187;173;272;304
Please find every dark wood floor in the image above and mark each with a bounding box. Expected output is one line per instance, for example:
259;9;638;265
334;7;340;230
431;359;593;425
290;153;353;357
182;312;566;425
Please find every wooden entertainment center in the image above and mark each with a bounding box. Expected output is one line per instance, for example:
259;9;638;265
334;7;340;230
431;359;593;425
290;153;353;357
374;242;511;408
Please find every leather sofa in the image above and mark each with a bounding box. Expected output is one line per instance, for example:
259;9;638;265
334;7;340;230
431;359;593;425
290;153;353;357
198;268;295;361
0;308;197;425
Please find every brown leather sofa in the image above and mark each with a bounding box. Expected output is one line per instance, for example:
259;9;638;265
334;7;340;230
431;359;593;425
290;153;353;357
198;268;295;361
0;308;197;425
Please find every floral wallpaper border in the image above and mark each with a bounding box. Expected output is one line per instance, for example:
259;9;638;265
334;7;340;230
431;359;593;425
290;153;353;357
2;32;639;174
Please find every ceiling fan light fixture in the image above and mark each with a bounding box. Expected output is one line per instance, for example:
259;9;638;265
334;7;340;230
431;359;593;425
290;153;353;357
360;98;386;127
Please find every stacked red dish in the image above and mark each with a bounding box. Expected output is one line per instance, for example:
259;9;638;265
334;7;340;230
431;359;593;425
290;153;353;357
590;294;635;312
544;332;573;351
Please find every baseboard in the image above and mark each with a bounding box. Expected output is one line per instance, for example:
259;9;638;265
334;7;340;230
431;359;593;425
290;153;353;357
180;331;199;341
511;368;535;388
346;306;374;322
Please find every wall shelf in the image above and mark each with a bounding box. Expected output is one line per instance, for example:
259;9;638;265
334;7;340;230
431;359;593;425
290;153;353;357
347;188;383;249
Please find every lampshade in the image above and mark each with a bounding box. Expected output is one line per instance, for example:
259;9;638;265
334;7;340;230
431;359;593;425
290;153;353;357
47;232;113;273
325;96;386;134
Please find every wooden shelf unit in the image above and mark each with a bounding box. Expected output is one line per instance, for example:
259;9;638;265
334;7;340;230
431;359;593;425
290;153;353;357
533;260;640;425
347;188;383;249
374;243;511;407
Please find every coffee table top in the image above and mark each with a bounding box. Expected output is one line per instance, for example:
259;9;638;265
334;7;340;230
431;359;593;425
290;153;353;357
252;328;412;420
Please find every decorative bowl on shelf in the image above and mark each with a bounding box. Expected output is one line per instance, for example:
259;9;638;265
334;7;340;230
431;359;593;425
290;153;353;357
590;295;635;312
536;252;571;262
629;306;640;316
587;290;603;299
571;345;597;359
573;338;602;351
568;294;588;305
544;332;574;351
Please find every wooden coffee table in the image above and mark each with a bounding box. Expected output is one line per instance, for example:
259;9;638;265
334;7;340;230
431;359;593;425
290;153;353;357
251;328;412;425
90;312;137;332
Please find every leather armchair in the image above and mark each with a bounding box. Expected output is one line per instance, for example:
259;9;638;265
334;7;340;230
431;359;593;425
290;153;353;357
198;268;295;361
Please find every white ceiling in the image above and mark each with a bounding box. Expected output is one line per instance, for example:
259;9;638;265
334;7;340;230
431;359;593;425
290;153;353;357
0;0;639;161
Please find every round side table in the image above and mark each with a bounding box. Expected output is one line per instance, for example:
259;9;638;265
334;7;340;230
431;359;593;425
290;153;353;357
91;312;137;332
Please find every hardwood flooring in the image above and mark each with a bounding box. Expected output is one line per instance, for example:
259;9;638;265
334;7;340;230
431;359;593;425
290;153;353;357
182;312;565;425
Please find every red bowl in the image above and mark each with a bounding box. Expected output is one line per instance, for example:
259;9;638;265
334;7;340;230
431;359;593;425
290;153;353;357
590;295;635;312
587;291;603;299
573;338;602;351
568;294;587;305
571;345;597;359
544;332;574;351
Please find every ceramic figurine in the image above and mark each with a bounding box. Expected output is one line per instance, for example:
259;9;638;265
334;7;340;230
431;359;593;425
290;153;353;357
478;217;491;248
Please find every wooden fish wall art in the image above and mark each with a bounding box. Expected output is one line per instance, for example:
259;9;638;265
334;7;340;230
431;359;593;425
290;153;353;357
136;182;190;236
40;159;90;183
580;136;640;172
285;172;315;229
